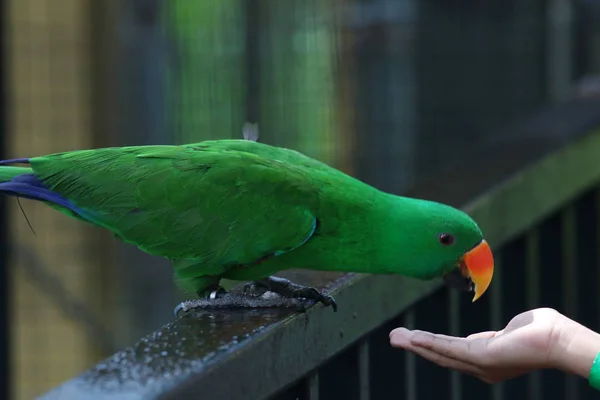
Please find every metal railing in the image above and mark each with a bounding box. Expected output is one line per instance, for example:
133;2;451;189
40;98;600;400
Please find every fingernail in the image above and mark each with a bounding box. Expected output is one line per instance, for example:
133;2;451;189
390;328;414;347
390;336;408;347
389;327;409;339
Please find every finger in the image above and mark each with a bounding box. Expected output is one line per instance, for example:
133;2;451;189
411;330;464;340
389;327;409;340
412;329;498;340
403;343;485;377
466;331;497;340
391;329;496;367
410;329;497;341
389;328;414;347
410;331;480;364
391;329;489;350
392;328;469;342
391;330;491;379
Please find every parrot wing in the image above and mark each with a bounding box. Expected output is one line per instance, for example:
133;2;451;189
27;145;319;276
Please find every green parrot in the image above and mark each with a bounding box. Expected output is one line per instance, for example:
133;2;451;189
0;124;494;315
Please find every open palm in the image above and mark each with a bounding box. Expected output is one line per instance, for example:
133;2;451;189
390;308;567;383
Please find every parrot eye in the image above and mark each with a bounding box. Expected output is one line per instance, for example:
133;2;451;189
438;233;455;246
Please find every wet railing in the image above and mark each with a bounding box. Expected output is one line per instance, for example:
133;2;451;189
40;97;600;400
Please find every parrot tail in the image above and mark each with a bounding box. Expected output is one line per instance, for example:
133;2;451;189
0;159;88;217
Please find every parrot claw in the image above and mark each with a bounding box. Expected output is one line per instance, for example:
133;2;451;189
173;302;187;318
315;294;337;312
253;276;338;312
293;286;337;311
291;298;319;312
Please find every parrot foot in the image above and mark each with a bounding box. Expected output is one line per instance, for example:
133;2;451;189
173;292;315;317
252;276;338;312
241;282;269;297
240;283;321;312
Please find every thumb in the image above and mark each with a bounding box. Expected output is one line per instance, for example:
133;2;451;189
467;331;497;340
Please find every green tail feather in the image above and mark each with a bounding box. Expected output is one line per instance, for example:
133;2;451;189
0;166;33;182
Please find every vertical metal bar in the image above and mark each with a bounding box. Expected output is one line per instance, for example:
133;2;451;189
307;371;319;400
403;310;416;400
490;254;504;400
562;206;578;399
546;0;574;101
358;340;370;400
245;0;260;123
448;290;462;400
525;229;541;400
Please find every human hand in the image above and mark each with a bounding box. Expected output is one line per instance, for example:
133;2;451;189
389;308;600;384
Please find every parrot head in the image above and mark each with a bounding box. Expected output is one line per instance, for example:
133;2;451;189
394;198;495;302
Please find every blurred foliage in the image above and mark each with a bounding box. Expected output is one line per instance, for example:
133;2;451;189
165;0;246;142
163;0;339;164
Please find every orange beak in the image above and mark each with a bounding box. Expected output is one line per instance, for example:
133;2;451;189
461;240;494;302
